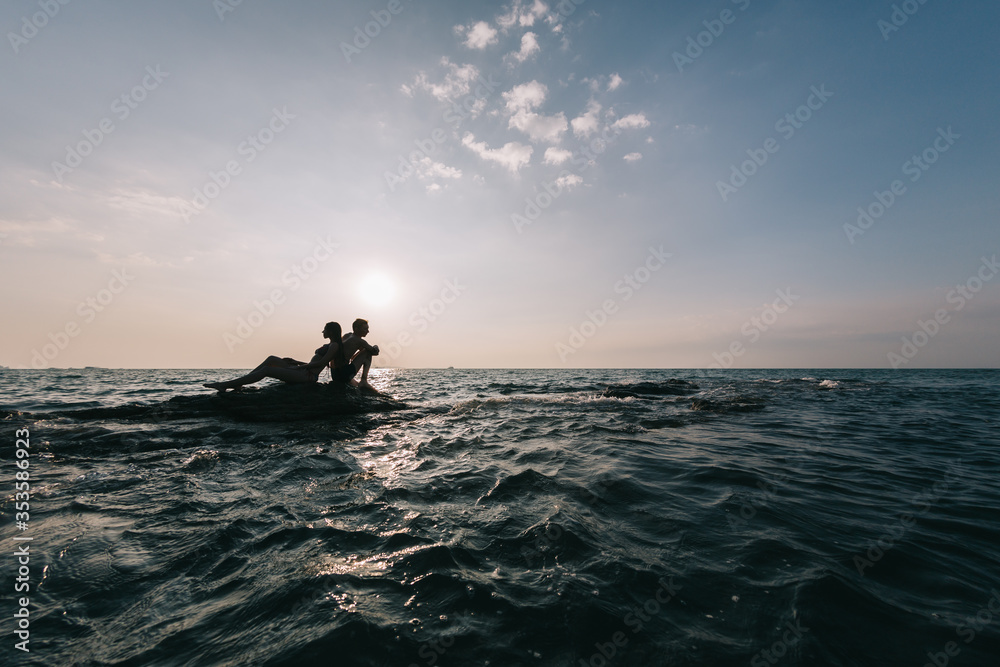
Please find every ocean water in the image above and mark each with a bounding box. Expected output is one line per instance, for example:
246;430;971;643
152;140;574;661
1;368;999;667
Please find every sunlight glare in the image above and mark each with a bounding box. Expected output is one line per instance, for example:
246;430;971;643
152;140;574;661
358;273;396;307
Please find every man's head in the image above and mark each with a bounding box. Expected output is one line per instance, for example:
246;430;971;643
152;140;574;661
352;318;370;337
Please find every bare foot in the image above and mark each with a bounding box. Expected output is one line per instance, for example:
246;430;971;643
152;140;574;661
203;382;229;392
358;381;380;395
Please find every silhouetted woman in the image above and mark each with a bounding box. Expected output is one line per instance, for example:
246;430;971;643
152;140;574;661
203;321;348;391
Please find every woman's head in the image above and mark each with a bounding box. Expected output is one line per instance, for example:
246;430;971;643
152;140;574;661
323;322;342;340
324;321;348;368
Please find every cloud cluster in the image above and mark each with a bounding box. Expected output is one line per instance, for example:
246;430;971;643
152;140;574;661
503;81;567;144
402;58;481;105
497;0;550;31
409;3;650;182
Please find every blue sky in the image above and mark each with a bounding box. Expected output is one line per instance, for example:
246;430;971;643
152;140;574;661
1;0;997;368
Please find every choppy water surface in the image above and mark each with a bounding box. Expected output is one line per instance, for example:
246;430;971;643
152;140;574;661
2;368;999;666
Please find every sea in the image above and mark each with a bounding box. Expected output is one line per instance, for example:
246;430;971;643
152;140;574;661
1;368;999;667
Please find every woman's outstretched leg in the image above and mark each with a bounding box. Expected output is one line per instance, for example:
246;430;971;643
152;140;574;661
204;356;299;391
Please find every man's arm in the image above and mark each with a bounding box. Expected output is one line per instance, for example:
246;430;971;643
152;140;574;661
344;333;379;356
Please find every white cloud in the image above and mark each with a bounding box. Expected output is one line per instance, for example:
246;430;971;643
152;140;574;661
555;173;583;189
497;0;549;30
402;58;480;104
462;133;533;173
503;80;547;113
103;187;191;219
571;100;602;138
508;32;540;63
391;157;462;191
607;73;623;91
623;152;642;162
543;147;573;165
612;113;651;130
457;21;499;49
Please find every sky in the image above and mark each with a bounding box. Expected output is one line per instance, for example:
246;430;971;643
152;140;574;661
1;0;998;369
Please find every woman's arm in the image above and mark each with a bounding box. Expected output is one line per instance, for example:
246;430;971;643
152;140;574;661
304;341;340;370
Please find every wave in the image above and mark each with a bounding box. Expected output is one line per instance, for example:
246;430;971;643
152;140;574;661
690;396;766;413
754;377;885;390
449;393;629;414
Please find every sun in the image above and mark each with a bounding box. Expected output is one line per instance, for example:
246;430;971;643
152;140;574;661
358;273;396;307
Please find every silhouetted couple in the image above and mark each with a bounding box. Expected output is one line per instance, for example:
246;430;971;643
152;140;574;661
204;319;380;393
